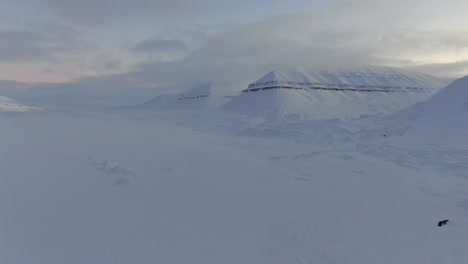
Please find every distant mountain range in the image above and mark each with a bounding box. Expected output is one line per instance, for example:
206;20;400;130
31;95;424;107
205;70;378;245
141;66;450;120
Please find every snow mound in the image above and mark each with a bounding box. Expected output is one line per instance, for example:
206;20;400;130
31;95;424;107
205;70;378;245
223;66;447;120
422;75;468;115
138;82;245;110
0;96;46;112
387;75;468;121
361;75;468;147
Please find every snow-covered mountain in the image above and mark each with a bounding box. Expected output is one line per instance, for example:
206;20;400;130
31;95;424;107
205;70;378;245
0;96;46;112
223;66;448;119
138;82;244;110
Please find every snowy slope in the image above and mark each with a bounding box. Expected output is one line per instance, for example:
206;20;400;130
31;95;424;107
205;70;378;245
0;96;46;112
138;82;244;110
372;74;468;127
224;66;447;119
417;75;468;116
363;75;468;146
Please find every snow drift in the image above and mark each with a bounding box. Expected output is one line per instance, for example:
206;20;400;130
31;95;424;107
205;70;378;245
223;66;448;119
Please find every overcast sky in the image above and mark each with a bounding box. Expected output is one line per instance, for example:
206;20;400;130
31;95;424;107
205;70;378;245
1;0;468;85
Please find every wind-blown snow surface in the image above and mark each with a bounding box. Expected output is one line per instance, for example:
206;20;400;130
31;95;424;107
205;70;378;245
0;74;466;264
0;96;45;112
2;91;468;264
224;66;448;119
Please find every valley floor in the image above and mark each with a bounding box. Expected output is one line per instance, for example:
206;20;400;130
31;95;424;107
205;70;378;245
1;110;468;264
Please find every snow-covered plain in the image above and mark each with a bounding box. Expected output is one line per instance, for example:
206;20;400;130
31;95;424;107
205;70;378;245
1;75;468;264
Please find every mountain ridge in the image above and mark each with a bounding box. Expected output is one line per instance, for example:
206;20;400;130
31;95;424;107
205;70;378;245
223;66;448;119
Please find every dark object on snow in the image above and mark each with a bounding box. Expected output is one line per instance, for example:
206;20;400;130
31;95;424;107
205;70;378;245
438;219;449;227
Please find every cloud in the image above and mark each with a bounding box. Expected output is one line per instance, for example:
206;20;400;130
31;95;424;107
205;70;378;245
2;0;468;84
132;38;188;62
0;26;85;63
127;28;468;86
408;61;468;78
21;0;349;27
127;30;378;86
27;0;214;26
133;38;187;53
123;0;468;86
